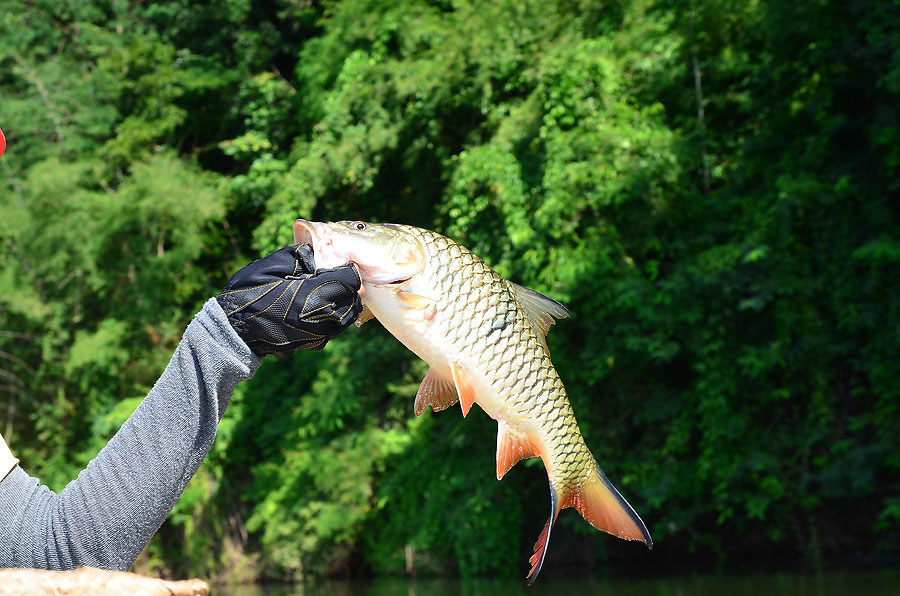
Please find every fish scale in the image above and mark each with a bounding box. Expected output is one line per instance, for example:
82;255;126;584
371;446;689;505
414;229;631;538
292;219;653;583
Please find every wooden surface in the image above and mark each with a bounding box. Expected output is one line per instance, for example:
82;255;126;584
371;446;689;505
0;567;209;595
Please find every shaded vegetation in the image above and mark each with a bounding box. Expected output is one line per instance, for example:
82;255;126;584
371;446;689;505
1;0;898;582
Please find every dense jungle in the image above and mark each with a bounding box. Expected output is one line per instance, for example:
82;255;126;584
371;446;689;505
1;0;898;583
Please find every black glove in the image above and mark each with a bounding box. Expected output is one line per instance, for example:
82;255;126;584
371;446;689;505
217;244;363;357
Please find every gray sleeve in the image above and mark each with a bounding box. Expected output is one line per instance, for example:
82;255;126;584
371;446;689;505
0;298;260;570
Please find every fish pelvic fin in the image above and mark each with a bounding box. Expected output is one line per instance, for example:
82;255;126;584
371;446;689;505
527;484;560;585
414;367;458;416
496;422;541;480
562;463;653;548
355;305;375;327
449;363;476;417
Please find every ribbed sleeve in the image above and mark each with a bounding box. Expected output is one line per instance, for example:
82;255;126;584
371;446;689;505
0;298;260;570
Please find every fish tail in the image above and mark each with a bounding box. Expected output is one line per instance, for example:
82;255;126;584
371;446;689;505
526;462;652;584
567;461;652;547
526;484;560;585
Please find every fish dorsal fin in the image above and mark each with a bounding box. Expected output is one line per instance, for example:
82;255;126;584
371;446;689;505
414;367;459;416
508;282;570;352
355;305;375;327
496;421;541;480
450;363;477;418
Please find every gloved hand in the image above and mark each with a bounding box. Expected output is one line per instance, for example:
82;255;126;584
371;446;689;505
216;244;363;356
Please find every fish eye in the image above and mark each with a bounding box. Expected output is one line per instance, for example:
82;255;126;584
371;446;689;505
354;222;367;231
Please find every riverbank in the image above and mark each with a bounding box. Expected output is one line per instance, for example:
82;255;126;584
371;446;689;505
212;568;900;596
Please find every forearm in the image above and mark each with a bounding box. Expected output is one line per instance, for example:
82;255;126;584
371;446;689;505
0;298;260;570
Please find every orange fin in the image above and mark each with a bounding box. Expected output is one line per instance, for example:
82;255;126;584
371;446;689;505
449;362;476;417
414;368;459;416
397;291;435;310
561;464;653;547
496;422;541;480
355;305;375;327
527;485;560;585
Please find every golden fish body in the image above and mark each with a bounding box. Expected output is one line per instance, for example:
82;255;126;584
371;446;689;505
363;227;589;482
293;220;651;582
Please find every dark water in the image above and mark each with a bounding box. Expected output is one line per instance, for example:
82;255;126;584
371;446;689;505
215;569;899;596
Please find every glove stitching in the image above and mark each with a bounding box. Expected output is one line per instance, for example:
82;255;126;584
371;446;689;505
282;277;308;325
305;300;355;322
339;299;359;323
279;279;328;340
231;317;249;336
305;314;340;322
221;281;284;317
298;280;355;317
297;300;337;318
294;337;327;350
240;280;298;323
218;248;361;356
251;336;322;348
335;300;357;322
241;281;287;314
299;281;360;323
220;280;282;296
217;293;240;316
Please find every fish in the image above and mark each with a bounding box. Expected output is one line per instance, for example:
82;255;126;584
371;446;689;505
292;219;652;582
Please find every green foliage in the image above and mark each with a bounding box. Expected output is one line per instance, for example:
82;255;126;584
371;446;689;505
1;0;898;582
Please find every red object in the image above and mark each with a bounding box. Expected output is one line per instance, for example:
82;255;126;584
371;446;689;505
0;128;5;157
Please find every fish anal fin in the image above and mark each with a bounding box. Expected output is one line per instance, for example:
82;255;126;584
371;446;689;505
527;484;560;585
355;305;375;327
560;464;653;548
496;422;541;480
449;362;476;418
414;368;459;416
508;282;570;353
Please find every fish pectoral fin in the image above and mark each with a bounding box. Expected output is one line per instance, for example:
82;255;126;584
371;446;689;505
508;282;570;353
355;305;375;327
496;422;541;480
397;291;436;309
414;368;459;416
449;362;477;418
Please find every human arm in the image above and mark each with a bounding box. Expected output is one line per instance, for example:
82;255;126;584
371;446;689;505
0;245;362;570
0;298;259;570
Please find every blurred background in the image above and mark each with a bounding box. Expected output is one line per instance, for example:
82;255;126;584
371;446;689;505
0;0;898;589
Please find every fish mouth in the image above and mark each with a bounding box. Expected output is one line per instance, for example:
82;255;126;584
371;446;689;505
291;219;413;287
385;275;412;286
292;219;318;251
